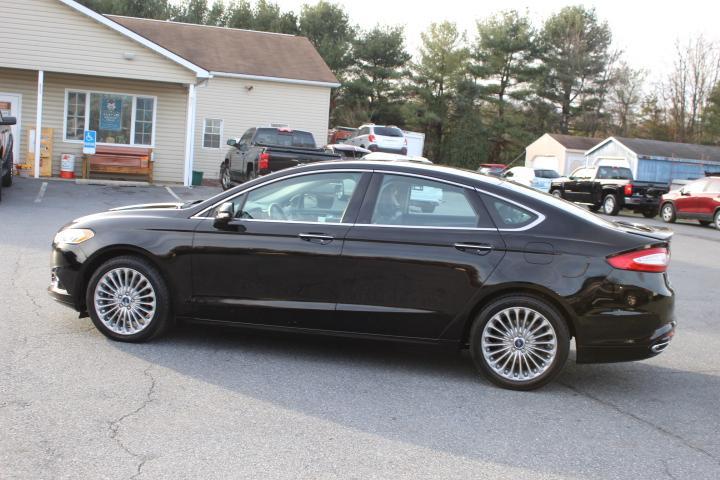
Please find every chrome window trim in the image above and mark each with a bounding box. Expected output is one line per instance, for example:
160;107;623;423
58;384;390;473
193;167;545;232
192;169;372;219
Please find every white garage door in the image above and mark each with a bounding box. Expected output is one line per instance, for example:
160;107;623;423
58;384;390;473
531;156;559;171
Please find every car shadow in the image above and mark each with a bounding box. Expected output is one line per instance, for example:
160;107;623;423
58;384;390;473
110;322;720;479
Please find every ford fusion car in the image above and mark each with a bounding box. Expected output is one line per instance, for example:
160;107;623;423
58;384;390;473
49;161;676;390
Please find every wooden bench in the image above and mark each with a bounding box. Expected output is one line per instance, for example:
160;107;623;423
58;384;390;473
83;145;153;182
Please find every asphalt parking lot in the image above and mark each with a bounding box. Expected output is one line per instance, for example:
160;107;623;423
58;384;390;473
1;178;719;480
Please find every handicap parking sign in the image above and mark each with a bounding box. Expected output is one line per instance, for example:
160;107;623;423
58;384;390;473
83;130;97;155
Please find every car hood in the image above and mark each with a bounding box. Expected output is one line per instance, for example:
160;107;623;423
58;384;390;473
613;220;674;242
109;202;185;211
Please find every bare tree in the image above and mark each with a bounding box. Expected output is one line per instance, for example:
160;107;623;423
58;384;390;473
664;36;720;142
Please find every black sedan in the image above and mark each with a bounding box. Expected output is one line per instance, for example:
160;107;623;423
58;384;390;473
49;161;676;390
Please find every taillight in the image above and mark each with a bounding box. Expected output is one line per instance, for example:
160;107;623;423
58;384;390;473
368;134;376;143
259;152;270;170
607;247;670;273
624;184;633;196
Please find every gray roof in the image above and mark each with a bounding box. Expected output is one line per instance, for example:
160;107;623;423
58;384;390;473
611;137;720;162
548;134;603;151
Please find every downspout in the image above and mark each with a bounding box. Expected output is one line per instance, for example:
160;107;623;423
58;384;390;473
183;77;211;186
34;70;44;179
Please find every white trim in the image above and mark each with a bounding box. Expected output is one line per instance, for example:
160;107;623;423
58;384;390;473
184;84;198;186
202;117;224;150
585;136;636;157
34;71;44;179
210;71;340;88
62;88;158;148
58;0;210;79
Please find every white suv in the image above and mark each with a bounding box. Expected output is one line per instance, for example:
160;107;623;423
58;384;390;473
346;124;407;154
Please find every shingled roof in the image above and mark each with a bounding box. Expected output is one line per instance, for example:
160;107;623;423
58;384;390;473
107;15;338;85
609;137;720;162
548;134;603;151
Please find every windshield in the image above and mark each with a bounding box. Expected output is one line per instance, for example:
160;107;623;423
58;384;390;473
534;169;560;179
597;166;633;180
373;127;403;137
254;128;316;148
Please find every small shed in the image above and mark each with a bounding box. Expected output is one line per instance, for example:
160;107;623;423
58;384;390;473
585;137;720;184
525;133;602;175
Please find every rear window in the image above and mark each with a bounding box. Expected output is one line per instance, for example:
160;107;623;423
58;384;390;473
373;127;403;137
534;169;560;179
254;128;316;148
597;166;633;180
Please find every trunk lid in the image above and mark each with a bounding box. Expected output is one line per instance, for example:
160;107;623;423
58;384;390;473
612;220;674;242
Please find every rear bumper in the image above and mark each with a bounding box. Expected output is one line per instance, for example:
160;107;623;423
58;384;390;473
367;145;407;154
623;196;659;209
576;321;676;363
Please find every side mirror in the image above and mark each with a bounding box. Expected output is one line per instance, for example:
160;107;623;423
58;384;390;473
680;188;690;196
0;116;16;126
227;138;237;147
214;202;235;228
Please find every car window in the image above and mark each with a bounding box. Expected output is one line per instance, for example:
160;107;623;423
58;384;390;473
484;196;538;229
239;128;254;145
253;128;315;148
571;168;592;179
219;172;362;223
370;175;490;228
705;179;720;193
373;127;403;137
597;166;633;180
535;169;560;179
684;179;708;193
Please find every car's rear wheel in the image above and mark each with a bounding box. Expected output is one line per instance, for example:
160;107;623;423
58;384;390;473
602;193;620;215
715;210;720;230
220;164;231;190
86;256;171;342
469;295;570;390
661;203;676;223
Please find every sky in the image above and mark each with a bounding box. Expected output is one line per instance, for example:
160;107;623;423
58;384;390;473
262;0;720;80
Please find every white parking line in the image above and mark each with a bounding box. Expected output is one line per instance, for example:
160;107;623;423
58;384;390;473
34;182;48;203
165;186;182;202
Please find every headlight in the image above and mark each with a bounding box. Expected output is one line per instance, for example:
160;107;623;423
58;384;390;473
54;228;95;245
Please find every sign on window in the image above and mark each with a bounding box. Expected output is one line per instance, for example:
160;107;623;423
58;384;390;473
100;95;123;132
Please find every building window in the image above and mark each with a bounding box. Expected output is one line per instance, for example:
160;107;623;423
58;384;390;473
203;118;223;149
64;90;156;146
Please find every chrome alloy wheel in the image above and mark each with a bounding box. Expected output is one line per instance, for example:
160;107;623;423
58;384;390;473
603;195;615;214
481;307;558;382
662;204;674;222
93;268;157;335
221;167;231;190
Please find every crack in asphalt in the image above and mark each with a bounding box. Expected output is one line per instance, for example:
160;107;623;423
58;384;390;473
559;381;719;466
107;365;158;480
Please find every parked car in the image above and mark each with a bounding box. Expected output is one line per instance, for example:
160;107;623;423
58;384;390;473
502;166;561;192
345;124;408;154
477;163;506;176
325;144;371;159
220;127;341;190
0;112;16;202
49;161;675;390
660;176;720;229
550;164;669;217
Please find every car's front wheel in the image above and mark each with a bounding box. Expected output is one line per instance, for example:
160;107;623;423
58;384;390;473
661;203;676;223
469;295;570;390
220;163;232;190
86;256;171;342
550;189;562;199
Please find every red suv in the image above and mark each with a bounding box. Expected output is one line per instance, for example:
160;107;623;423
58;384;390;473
660;176;720;229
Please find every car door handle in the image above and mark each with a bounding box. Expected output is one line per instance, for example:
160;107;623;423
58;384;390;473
454;243;493;255
298;233;334;245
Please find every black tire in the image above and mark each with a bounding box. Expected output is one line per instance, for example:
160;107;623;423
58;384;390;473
715;210;720;231
642;209;657;218
220;163;232;191
86;255;171;342
602;193;620;216
550;189;563;199
660;202;676;223
469;294;570;391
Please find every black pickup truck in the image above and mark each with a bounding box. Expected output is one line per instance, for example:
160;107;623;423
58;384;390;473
0;112;17;202
550;165;669;217
219;127;341;190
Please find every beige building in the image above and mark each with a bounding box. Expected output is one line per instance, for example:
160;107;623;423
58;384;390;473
0;0;338;185
524;133;602;176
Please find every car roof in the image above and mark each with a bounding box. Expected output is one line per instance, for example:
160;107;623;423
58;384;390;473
290;160;504;187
